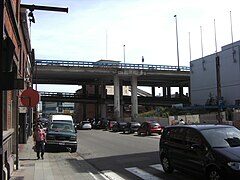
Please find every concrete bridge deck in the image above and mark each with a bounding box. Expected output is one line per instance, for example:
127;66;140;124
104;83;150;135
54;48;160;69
39;91;190;106
33;59;190;87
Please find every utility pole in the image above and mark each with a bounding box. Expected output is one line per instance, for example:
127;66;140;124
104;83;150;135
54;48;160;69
123;45;125;63
214;19;222;123
216;55;222;123
174;15;180;71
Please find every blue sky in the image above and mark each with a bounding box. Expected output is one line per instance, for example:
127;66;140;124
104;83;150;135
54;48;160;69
21;0;240;92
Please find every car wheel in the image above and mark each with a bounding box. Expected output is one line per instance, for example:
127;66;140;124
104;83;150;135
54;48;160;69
206;167;222;180
146;131;151;136
71;147;77;153
137;131;141;136
123;130;125;134
161;155;174;174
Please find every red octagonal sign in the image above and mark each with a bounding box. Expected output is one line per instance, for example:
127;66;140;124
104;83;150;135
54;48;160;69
20;87;40;107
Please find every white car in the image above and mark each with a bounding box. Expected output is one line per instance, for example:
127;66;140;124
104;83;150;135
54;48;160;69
80;121;92;130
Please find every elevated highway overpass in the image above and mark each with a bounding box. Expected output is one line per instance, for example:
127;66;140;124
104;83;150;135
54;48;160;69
33;59;190;87
33;59;190;121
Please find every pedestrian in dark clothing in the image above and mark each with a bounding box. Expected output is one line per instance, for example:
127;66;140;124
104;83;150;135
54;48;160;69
33;124;46;160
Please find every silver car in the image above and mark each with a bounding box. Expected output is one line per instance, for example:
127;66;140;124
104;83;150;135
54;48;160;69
80;121;92;130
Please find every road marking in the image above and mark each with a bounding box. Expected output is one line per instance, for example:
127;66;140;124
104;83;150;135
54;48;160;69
150;164;164;172
101;170;125;180
89;171;109;180
125;167;161;180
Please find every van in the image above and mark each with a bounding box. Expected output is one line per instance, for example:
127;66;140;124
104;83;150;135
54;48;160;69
49;114;73;124
159;124;240;180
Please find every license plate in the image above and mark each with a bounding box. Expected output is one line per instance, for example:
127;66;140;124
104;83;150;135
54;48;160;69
59;142;65;145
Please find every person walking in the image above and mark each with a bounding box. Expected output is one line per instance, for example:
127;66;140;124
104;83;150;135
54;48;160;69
33;124;46;160
179;119;185;125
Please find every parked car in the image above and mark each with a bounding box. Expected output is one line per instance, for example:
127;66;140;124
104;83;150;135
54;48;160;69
123;122;141;134
112;122;127;132
106;120;117;131
79;121;92;130
159;124;240;180
45;121;77;153
91;119;108;129
137;121;164;135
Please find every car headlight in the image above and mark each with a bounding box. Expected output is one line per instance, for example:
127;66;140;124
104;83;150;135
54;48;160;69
69;136;77;141
228;162;240;171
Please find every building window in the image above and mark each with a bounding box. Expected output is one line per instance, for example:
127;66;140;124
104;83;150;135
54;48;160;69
235;100;240;106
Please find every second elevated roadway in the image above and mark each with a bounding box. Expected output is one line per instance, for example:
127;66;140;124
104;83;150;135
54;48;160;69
39;91;189;106
33;59;190;88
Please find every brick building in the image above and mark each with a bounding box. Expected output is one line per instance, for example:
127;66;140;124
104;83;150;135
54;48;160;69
1;1;33;179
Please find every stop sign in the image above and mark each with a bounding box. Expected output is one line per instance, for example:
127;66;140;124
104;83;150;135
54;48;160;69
20;87;40;107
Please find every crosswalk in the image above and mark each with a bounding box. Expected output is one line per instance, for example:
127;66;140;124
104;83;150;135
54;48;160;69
100;163;189;180
125;167;160;180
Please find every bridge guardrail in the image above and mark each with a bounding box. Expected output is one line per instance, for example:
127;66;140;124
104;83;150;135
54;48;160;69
35;59;190;71
39;91;101;98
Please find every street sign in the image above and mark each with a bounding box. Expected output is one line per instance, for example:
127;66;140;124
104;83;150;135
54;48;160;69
20;87;40;107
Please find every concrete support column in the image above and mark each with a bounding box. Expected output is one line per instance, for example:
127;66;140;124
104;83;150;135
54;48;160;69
83;104;87;121
179;85;183;98
152;86;155;97
167;86;171;98
95;85;99;119
95;103;99;120
114;75;120;121
188;85;191;98
80;85;87;121
100;84;106;119
120;82;124;120
163;86;167;98
131;76;138;121
101;104;106;120
82;85;87;96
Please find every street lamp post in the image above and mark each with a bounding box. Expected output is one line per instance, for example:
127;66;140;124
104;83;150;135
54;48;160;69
123;45;125;63
174;15;180;71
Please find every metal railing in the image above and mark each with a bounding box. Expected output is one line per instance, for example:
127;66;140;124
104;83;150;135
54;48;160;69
39;91;100;98
35;59;190;71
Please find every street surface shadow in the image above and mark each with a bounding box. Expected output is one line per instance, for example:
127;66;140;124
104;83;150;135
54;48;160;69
67;151;201;180
45;146;70;153
64;151;201;180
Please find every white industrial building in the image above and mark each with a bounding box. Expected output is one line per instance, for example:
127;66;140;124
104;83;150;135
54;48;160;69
190;40;240;106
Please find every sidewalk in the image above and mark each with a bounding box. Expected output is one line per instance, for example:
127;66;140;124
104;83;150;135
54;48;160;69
10;136;107;180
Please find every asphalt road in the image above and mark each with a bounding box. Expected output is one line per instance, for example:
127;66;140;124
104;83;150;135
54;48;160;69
77;129;198;180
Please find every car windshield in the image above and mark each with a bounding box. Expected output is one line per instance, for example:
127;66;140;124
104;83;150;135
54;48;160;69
131;123;140;126
49;123;75;132
201;127;240;148
150;122;160;127
82;121;90;124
